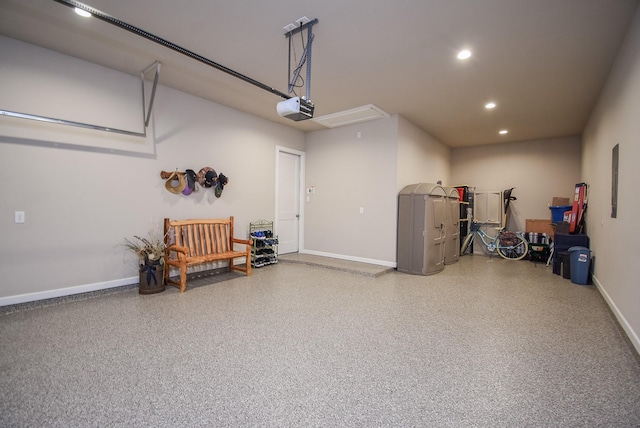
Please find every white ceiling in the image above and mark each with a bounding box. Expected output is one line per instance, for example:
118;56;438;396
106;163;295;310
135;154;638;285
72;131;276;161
0;0;638;147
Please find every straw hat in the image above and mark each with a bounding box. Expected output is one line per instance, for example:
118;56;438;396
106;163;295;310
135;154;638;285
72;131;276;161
164;171;187;194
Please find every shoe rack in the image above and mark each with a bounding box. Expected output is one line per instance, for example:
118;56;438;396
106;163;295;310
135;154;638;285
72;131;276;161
249;220;279;268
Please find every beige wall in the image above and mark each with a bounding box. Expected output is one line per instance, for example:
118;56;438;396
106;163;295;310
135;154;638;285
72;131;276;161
0;39;304;303
450;136;582;231
582;5;640;352
303;116;399;264
396;115;451;190
303;115;451;265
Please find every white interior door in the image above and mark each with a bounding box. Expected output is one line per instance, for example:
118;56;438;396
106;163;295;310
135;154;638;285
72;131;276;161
277;148;302;254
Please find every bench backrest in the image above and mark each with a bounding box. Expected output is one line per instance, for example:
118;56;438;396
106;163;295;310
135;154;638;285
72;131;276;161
164;217;236;257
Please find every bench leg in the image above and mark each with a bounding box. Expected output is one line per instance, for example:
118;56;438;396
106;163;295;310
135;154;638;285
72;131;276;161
164;264;186;292
179;265;187;292
229;257;251;276
164;261;170;286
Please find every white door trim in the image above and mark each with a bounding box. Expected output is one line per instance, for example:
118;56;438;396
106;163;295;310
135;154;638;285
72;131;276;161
275;145;305;253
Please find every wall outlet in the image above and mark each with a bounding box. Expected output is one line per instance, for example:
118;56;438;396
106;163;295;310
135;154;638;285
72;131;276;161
15;211;25;223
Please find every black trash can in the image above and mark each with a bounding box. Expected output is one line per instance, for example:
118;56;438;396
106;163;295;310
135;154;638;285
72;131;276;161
560;251;571;279
568;246;591;285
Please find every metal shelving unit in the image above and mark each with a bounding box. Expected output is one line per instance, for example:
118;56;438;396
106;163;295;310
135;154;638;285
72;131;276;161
456;186;474;252
249;220;278;268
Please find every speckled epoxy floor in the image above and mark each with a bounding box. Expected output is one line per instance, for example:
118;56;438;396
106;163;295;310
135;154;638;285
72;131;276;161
1;256;639;427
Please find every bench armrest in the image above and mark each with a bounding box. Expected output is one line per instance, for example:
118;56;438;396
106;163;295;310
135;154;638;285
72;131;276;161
232;238;253;246
166;244;189;258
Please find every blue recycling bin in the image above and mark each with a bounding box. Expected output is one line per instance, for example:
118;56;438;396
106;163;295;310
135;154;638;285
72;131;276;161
549;205;572;224
568;246;591;285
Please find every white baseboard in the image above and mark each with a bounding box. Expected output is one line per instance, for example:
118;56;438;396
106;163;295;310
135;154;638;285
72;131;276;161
300;249;397;268
0;276;138;307
592;274;640;355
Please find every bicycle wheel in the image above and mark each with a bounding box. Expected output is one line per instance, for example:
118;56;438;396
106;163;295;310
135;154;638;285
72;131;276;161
497;235;529;260
460;233;474;256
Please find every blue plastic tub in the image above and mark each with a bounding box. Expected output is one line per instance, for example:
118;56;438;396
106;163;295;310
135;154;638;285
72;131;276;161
550;205;572;224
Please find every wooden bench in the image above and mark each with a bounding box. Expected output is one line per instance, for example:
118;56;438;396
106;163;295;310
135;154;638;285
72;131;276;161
163;216;252;292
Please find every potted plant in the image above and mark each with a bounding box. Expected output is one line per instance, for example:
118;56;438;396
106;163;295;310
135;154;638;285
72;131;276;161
123;232;166;294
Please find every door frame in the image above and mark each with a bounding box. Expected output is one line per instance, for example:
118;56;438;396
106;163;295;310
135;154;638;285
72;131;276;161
275;145;306;253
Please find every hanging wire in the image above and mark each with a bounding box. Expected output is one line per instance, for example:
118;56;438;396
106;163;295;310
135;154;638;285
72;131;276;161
295;24;307;91
291;31;300;97
288;22;308;97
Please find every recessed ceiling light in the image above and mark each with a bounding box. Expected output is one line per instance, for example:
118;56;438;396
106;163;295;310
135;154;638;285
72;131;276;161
457;49;472;60
499;129;508;135
74;7;92;18
485;102;496;109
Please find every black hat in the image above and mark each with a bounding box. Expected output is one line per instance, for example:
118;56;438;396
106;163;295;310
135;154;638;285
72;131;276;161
205;170;218;188
197;167;216;188
215;173;228;198
182;169;198;195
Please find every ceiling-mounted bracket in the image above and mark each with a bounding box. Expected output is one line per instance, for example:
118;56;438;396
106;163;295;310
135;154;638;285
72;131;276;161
285;18;318;102
284;17;318;37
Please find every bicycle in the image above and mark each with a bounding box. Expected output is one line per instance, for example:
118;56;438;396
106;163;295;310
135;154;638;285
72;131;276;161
460;220;529;260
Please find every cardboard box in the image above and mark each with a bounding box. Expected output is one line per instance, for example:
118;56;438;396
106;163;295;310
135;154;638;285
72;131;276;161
526;219;555;236
552;197;570;206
